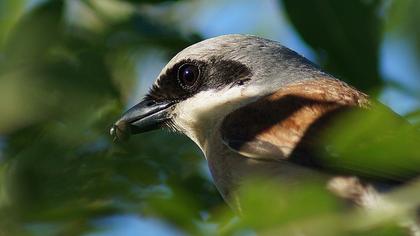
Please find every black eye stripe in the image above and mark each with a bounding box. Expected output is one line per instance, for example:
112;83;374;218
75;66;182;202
146;57;252;103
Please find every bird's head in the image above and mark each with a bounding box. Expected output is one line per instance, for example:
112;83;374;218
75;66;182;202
110;34;324;148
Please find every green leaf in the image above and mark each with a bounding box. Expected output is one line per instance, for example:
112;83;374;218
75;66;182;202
281;0;383;91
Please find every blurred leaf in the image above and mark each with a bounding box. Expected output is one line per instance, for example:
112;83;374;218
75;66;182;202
348;224;406;236
2;0;64;67
387;0;420;51
238;178;340;230
0;0;25;47
0;0;210;235
121;0;180;3
319;103;420;182
281;0;383;92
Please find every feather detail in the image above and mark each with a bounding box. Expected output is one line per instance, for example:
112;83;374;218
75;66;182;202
221;77;369;161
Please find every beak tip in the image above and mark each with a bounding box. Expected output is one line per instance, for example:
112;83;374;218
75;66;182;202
110;99;173;141
110;121;131;142
110;126;116;136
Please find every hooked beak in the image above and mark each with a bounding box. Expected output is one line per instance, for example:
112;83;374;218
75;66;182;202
110;99;174;141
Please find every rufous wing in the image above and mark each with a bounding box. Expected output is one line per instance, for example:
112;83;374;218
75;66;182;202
221;77;420;183
221;77;369;161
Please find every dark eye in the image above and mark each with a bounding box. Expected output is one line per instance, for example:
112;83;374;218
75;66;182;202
178;64;200;89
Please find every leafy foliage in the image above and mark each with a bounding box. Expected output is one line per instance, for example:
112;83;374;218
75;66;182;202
282;0;383;92
0;0;419;235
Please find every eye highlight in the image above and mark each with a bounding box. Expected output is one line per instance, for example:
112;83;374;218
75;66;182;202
177;64;200;89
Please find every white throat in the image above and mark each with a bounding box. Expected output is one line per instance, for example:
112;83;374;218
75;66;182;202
171;85;261;153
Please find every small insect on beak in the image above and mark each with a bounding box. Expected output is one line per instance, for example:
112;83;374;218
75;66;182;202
110;120;131;142
110;99;174;142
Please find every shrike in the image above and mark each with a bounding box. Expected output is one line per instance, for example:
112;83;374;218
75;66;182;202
110;35;420;211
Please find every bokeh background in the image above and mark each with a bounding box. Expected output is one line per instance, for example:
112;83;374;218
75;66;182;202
0;0;420;235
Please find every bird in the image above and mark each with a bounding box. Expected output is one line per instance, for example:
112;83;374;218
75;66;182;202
110;34;420;221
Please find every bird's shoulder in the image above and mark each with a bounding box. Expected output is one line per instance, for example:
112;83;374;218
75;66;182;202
220;77;420;183
220;77;368;160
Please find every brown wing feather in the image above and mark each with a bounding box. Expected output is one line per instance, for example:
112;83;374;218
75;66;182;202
221;77;369;160
222;77;420;183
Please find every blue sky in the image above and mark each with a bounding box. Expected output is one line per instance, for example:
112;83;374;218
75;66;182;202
87;215;184;236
